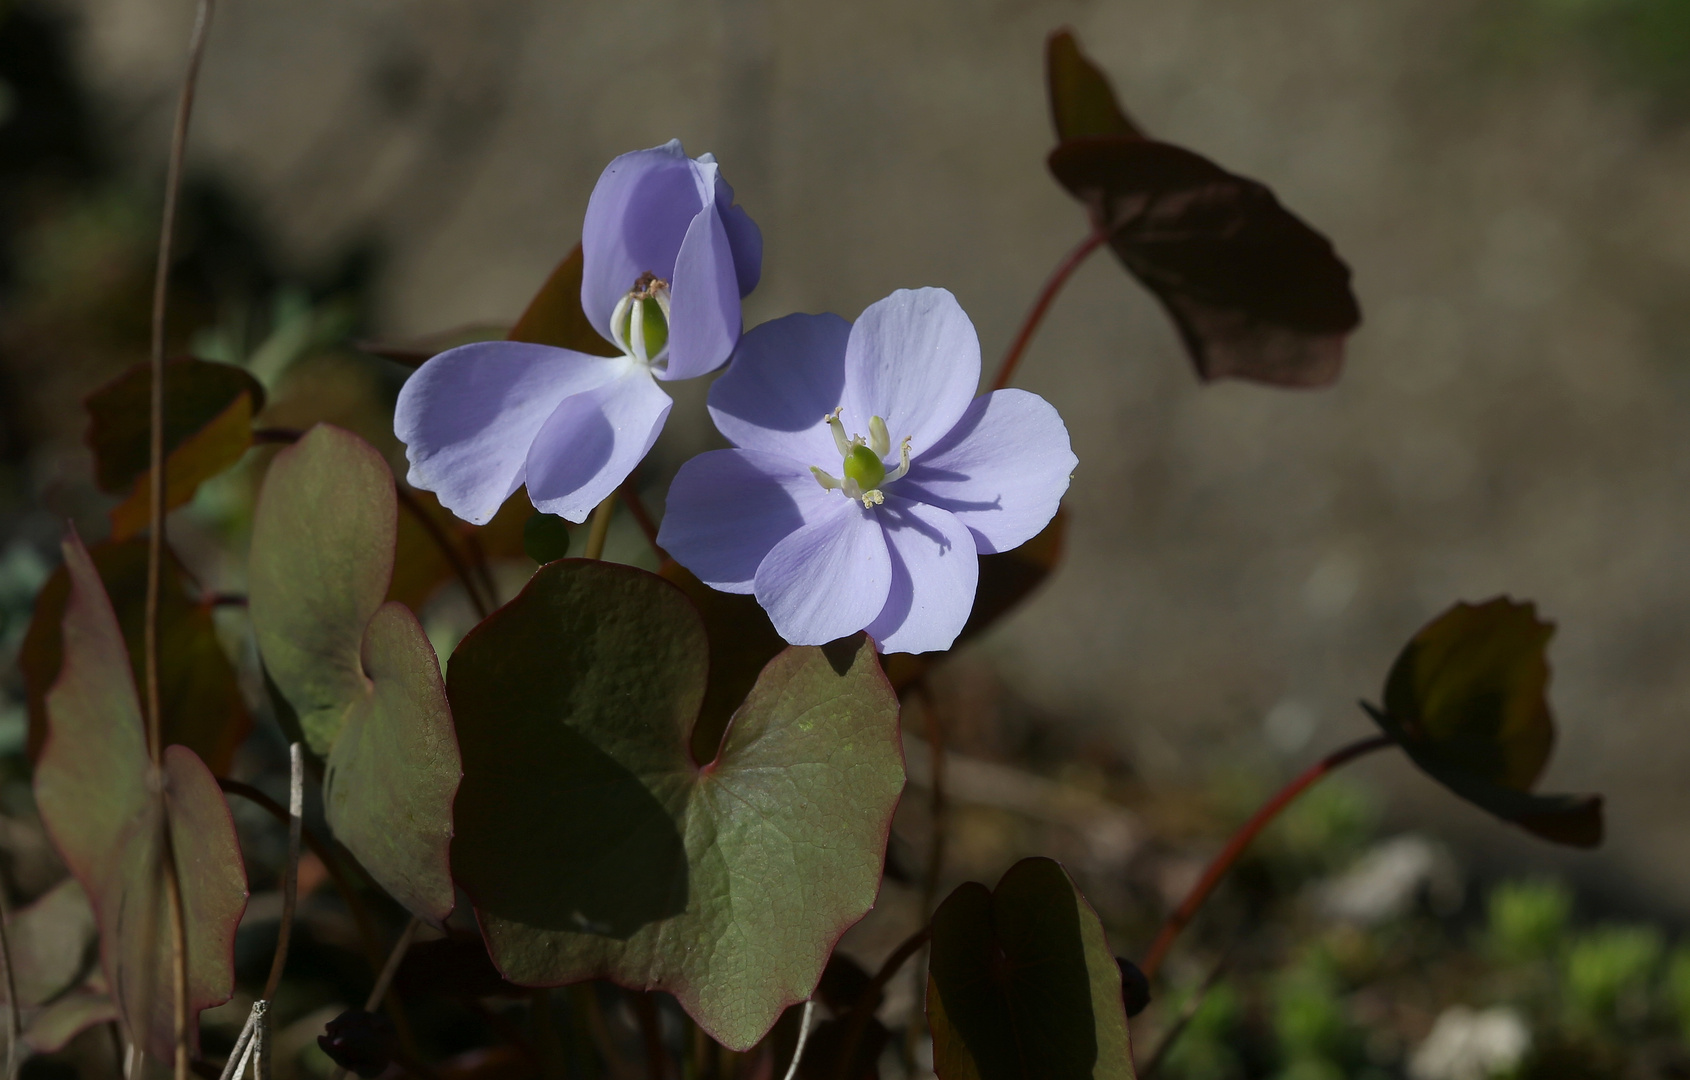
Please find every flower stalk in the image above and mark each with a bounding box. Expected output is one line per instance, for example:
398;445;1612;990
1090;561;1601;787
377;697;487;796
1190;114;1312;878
146;2;215;1076
990;229;1107;391
1138;733;1393;981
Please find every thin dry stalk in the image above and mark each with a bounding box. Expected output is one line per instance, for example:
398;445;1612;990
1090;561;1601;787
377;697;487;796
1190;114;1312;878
261;744;305;1000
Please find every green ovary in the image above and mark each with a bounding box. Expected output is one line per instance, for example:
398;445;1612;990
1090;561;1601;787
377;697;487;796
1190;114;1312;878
843;443;886;490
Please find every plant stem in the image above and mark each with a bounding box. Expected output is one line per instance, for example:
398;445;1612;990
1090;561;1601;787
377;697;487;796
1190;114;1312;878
1138;949;1232;1079
260;743;305;1000
618;477;665;562
214;779;391;991
989;229;1108;392
1138;734;1392;981
146;7;214;1072
393;485;493;618
631;992;664;1080
780;1000;814;1080
583;494;617;561
917;684;947;919
834;925;933;1080
328;916;423;1080
0;877;18;1080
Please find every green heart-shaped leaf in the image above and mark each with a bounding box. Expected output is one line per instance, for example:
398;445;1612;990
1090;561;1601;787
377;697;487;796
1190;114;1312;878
32;533;248;1065
1365;597;1602;848
0;878;120;1060
508;244;623;356
20;539;252;774
1044;31;1359;389
1046;30;1143;142
248;423;461;921
84;357;265;539
927;857;1135;1080
448;559;904;1051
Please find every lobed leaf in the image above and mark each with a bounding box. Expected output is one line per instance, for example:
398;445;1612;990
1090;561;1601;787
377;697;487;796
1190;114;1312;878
1045;31;1360;388
32;533;247;1065
19;539;251;774
448;560;904;1050
1047;30;1143;141
1365;597;1603;847
248;424;461;921
927;857;1135;1080
84;358;266;538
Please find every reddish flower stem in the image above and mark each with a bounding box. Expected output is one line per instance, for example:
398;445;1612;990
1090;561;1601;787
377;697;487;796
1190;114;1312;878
1138;734;1393;982
989;229;1108;392
618;476;666;562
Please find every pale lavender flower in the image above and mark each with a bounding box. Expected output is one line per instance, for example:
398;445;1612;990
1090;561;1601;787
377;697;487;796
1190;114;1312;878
659;288;1076;654
395;139;761;523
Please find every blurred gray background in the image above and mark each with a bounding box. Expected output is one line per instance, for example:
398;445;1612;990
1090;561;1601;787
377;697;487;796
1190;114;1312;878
24;0;1690;908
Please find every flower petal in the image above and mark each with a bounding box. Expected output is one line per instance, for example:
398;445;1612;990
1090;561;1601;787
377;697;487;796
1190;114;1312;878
898;389;1076;553
865;497;979;654
580;140;704;341
658;449;836;593
708;313;851;462
842;287;980;458
663;160;742;381
394;342;625;525
754;499;891;646
525;364;672;523
713;171;763;297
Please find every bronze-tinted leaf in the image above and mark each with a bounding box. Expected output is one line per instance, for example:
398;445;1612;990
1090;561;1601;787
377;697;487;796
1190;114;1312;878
1365;597;1602;848
84;357;265;537
508;244;621;356
1047;30;1143;142
19;539;251;774
32;532;248;1065
1043;30;1360;388
1049;138;1358;387
927;858;1135;1080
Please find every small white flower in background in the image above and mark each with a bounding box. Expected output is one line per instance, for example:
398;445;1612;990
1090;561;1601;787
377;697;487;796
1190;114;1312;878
1408;1005;1530;1080
1317;834;1462;926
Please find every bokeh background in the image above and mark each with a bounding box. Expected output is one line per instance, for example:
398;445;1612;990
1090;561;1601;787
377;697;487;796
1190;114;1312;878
4;0;1690;1073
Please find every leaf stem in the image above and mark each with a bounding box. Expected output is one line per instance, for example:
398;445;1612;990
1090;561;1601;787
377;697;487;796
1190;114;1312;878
779;999;815;1080
989;229;1108;392
146;7;213;1068
1138;949;1231;1079
0;877;18;1080
834;924;933;1080
214;778;386;980
583;494;617;561
260;743;305;1000
631;992;665;1080
393;485;493;618
328;916;423;1080
618;476;665;562
1138;734;1392;981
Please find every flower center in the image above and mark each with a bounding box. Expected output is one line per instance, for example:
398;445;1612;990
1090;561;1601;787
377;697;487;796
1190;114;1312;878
609;272;671;365
811;409;911;508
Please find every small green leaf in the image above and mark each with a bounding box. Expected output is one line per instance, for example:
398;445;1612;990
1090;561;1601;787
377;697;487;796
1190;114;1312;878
448;560;904;1051
19;539;252;774
248;424;461;921
84;357;265;538
508;244;622;357
927;858;1135;1080
1047;30;1143;142
1366;597;1602;848
32;533;248;1065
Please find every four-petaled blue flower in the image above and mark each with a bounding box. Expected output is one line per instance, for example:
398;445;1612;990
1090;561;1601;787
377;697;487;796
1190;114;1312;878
658;288;1077;654
395;139;762;523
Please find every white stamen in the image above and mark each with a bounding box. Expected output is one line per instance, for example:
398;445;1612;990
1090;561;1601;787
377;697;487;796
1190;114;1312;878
882;437;913;485
869;416;891;457
826;408;850;457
